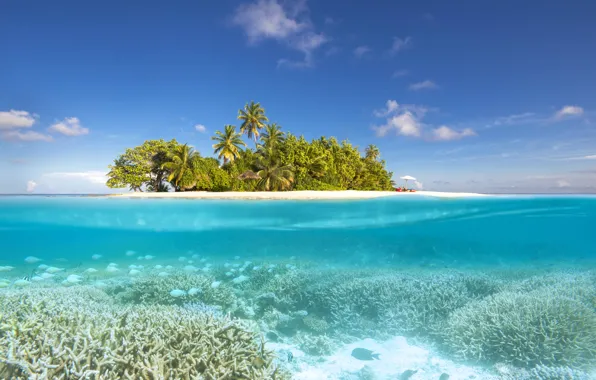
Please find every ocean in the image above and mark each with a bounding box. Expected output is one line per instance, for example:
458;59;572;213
1;195;595;379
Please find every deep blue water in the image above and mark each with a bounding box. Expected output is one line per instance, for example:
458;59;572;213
1;195;595;269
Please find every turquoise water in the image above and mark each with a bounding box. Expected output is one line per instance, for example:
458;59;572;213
1;195;595;379
1;195;595;267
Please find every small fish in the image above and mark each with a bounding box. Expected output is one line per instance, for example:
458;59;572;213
399;369;418;380
91;254;102;260
251;356;265;368
24;256;41;264
351;348;380;361
287;351;293;362
439;374;450;380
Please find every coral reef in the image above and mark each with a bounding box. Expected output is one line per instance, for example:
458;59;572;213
296;334;337;356
108;272;237;308
444;287;596;368
303;315;329;333
0;287;286;379
282;269;503;339
495;363;593;380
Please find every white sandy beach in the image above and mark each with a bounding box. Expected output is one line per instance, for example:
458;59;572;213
112;190;487;200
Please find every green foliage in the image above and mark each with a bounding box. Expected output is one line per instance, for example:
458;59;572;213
106;139;180;191
443;287;596;368
238;101;269;145
260;123;285;150
162;144;202;191
211;125;246;165
255;146;294;191
108;101;395;192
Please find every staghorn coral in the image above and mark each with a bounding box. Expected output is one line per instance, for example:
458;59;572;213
302;315;329;333
496;363;592;380
237;268;506;339
295;334;336;356
295;270;503;339
109;272;237;308
0;286;287;379
443;287;596;368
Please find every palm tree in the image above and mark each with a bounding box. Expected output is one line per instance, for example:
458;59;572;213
238;101;268;146
365;144;380;161
162;144;200;190
305;146;326;178
260;123;285;150
254;147;294;191
211;125;246;165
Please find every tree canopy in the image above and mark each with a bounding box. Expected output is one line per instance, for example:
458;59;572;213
106;103;394;192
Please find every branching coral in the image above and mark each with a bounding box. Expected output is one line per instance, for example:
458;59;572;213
108;273;237;308
302;315;329;333
496;363;592;380
292;270;502;338
295;334;336;356
0;287;287;379
443;287;596;368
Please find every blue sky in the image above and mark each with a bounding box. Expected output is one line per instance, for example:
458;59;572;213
1;0;595;194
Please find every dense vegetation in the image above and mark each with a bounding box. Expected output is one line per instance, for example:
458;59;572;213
106;102;394;192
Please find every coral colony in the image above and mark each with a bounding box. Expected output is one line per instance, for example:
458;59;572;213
1;251;596;379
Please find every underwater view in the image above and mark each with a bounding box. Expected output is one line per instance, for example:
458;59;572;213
1;195;595;379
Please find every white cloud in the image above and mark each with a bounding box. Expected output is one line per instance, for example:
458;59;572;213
372;100;430;137
414;180;423;190
392;69;408;78
409;80;438;91
484;112;540;129
0;110;36;129
232;0;306;42
553;105;584;120
389;36;411;55
372;99;475;141
566;154;596;160
491;112;536;126
324;17;335;25
1;130;53;142
557;179;571;188
373;100;400;117
26;180;37;192
194;124;207;133
432;126;477;141
374;111;422;137
0;110;36;130
48;117;89;136
232;0;327;68
353;45;371;58
42;171;108;185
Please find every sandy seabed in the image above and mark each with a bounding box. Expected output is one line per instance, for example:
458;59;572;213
111;190;487;200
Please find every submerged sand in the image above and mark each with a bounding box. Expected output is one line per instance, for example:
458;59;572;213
112;190;487;200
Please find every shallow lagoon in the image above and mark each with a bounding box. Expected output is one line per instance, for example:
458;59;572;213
1;195;595;379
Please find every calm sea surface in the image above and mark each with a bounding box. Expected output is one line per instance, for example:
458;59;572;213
0;195;594;268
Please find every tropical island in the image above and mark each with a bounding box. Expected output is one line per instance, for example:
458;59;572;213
106;102;396;193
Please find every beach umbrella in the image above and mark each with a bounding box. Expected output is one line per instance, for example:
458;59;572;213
400;175;416;187
237;170;261;180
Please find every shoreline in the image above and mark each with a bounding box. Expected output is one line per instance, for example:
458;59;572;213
109;190;487;200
